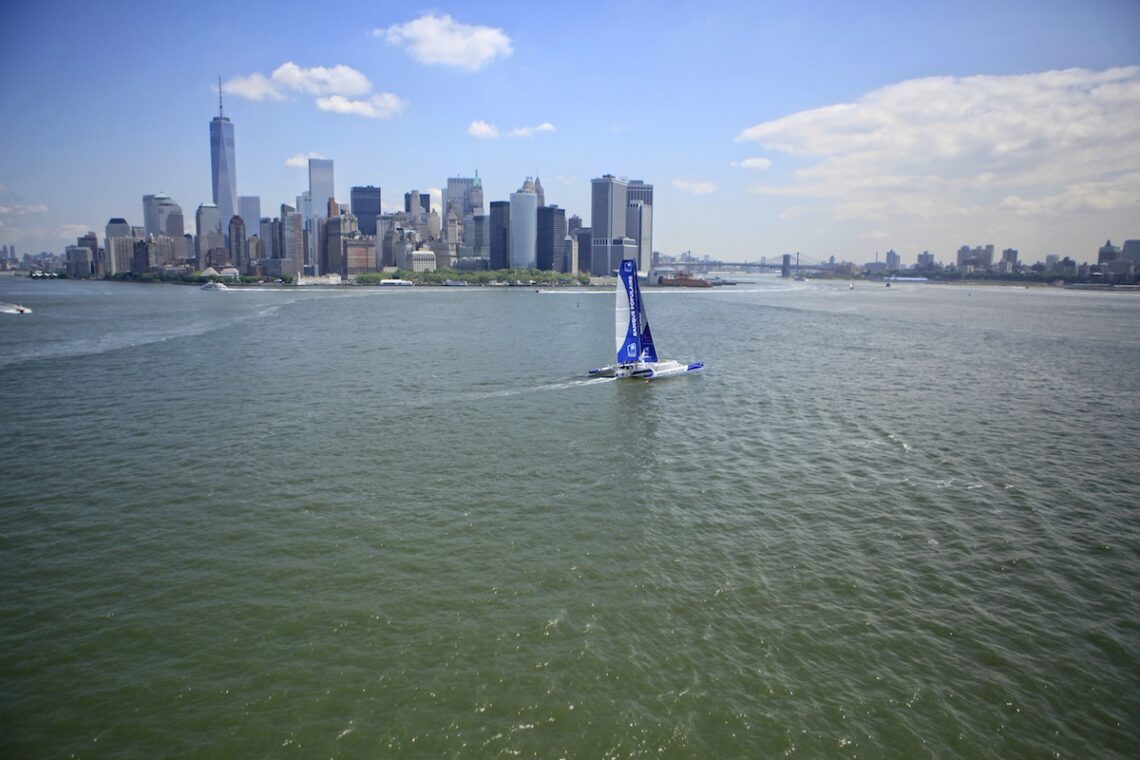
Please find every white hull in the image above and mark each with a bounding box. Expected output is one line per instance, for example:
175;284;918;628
589;359;704;380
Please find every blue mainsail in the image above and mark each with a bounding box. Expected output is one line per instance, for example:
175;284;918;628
615;259;658;364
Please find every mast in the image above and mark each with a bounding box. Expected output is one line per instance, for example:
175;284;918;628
217;75;224;119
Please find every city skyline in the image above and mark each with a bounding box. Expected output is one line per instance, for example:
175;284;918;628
1;1;1138;263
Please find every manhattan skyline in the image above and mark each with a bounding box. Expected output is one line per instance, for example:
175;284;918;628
1;0;1137;263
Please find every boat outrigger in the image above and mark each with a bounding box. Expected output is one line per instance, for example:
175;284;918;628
588;259;704;380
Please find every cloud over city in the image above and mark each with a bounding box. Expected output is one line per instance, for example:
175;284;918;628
673;179;717;194
224;63;405;119
736;67;1140;229
376;14;512;72
468;120;555;139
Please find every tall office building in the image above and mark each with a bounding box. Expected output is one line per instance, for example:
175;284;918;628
228;216;247;270
626;201;652;273
195;203;222;263
350;186;382;236
509;181;538;269
536;205;567;271
574;227;592;274
210;85;237;230
533;176;545;208
590;174;628;275
885;249;901;271
308;159;335;272
142;193;169;237
592;175;656;276
404;191;430;221
238;196;261;242
489;201;510;270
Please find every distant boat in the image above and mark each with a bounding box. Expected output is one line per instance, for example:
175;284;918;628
200;281;228;290
442;279;468;287
1;302;32;314
849;281;855;290
589;259;704;380
379;279;414;286
657;272;712;288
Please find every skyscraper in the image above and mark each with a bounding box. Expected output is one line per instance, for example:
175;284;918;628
239;196;261;242
591;175;653;274
590;174;628;275
350;186;382;237
210;84;237;231
308;159;335;214
509;181;537;269
228;216;247;271
489;201;510;270
626;200;652;273
537;205;567;271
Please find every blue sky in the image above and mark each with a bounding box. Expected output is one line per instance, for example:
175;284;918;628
1;0;1137;264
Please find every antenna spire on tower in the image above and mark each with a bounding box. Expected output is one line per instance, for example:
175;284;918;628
218;75;224;119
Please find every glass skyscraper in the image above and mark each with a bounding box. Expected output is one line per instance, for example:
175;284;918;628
508;185;537;269
209;92;237;232
350;186;381;237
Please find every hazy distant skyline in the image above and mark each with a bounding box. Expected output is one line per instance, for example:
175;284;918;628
1;0;1137;263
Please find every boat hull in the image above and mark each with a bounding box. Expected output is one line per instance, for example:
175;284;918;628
588;360;704;380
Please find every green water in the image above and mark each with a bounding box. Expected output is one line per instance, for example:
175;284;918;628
1;277;1137;758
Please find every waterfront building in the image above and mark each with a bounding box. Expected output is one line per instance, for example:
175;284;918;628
209;88;237;230
533;176;545;208
563;234;578;274
142;193;169;238
489;201;510;270
105;218;131;243
916;251;935;270
106;236;134;276
307;159;334;272
537;205;567;271
322;211;358;277
626;201;652;273
195;203;222;264
1001;248;1018;271
65;245;94;277
1098;240;1122;264
404;191;430;221
574;227;592;274
228;216;247;272
461;214;489;261
1122;240;1140;263
350;186;381;237
238;197;260;243
885;249;901;271
509;181;538;269
591;174;633;275
957;244;995;270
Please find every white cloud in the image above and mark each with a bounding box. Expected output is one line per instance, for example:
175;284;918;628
510;122;555;138
315;93;406;119
222;72;285;101
469;120;555;139
732;157;772;170
223;62;405;120
427;188;442;214
0;203;48;215
57;223;92;240
673;178;717;194
285;152;326;168
468;119;500;139
271;62;371;96
736;67;1140;228
377;14;512;72
225;62;373;101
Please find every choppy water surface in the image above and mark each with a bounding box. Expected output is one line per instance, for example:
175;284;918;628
1;276;1138;758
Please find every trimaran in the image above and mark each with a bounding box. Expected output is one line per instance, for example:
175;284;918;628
588;258;704;380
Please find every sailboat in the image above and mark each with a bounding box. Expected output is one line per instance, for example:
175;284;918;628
588;259;704;380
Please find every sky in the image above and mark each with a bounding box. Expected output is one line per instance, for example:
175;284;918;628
1;0;1138;265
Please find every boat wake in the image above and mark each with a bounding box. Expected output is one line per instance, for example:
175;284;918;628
0;302;32;314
